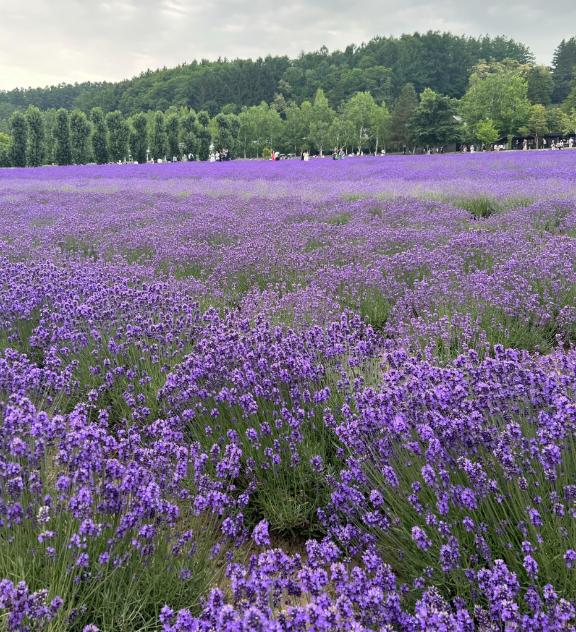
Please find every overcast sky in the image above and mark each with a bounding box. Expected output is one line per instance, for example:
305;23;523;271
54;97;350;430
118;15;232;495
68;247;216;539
1;0;575;90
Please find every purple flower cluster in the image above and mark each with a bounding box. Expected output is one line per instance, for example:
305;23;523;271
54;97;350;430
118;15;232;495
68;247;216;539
1;153;576;628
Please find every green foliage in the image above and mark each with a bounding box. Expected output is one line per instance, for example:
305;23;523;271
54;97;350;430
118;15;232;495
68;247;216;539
237;103;283;157
526;104;549;148
341;91;379;152
129;112;149;163
106;110;130;162
0;34;570;166
195;111;211;160
552;37;576;103
410;88;460;147
360;420;576;602
8;110;27;167
390;83;418;148
308;89;335;154
0;131;9;166
0;452;227;629
54;109;72;165
91;107;109;164
150;111;168;160
327;212;351;226
213;113;234;154
0;33;533;120
25;105;44;166
180;111;198;157
526;65;554;105
166;112;180;158
461;66;532;140
474;119;499;146
70;109;92;164
455;196;500;219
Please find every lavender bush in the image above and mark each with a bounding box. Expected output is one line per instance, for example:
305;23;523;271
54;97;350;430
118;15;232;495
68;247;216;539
1;152;576;629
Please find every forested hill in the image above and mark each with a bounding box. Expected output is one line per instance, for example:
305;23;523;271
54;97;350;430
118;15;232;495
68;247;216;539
0;32;533;119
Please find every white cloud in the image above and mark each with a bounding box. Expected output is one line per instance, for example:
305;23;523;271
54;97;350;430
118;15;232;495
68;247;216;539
0;0;574;89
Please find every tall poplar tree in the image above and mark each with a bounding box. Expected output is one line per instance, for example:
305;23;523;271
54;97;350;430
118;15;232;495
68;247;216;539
25;106;45;166
70;110;91;164
106;111;130;162
390;83;418;150
181;111;198;157
196;111;212;161
9;111;28;167
166;113;180;159
129;113;149;163
91;107;109;164
54;109;72;165
150;111;167;161
552;38;576;104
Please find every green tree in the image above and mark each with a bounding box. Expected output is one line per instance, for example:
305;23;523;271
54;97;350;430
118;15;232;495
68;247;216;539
25;106;44;166
91;107;109;164
308;88;335;155
8;111;28;167
70;110;91;164
54;109;72;165
372;103;391;154
546;106;572;136
410;88;460;148
213;113;238;157
180;111;197;158
236;103;282;158
327;116;354;153
106;111;129;162
282;102;312;154
166;113;180;159
524;104;549;148
150;111;168;161
474;119;500;147
526;65;554;106
390;83;418;150
460;69;531;144
342;91;378;153
551;38;576;104
0;131;10;167
213;113;231;153
129;113;149;163
195;111;211;161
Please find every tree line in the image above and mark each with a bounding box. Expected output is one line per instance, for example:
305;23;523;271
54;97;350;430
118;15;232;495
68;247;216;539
0;32;537;125
2;43;576;167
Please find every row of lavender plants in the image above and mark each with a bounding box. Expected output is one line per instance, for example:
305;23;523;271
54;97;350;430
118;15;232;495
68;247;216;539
1;153;576;630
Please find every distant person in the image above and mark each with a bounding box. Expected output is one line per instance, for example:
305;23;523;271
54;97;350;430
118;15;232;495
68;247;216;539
569;138;574;148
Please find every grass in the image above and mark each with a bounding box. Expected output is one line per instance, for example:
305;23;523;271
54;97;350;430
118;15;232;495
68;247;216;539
327;212;352;226
353;417;576;608
454;196;500;219
157;260;205;280
304;238;325;252
58;237;98;260
0;495;229;630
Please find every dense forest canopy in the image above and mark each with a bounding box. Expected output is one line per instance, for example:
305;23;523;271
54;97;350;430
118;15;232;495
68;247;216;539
2;31;576;167
0;32;534;121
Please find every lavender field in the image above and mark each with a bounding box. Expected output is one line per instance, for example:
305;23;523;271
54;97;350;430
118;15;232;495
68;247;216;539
2;152;576;630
